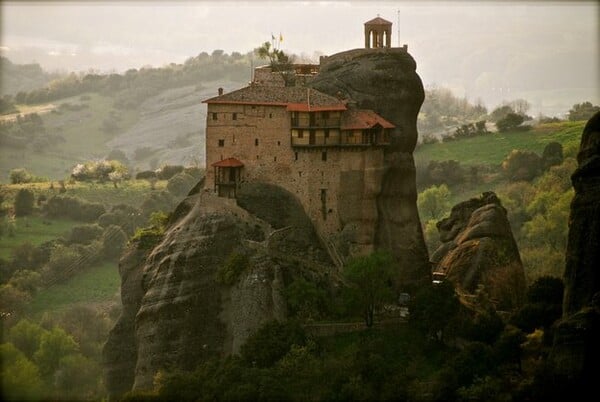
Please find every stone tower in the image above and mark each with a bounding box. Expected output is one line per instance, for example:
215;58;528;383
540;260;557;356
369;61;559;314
364;16;392;49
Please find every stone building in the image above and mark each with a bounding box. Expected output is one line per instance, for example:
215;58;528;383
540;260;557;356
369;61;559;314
203;17;405;248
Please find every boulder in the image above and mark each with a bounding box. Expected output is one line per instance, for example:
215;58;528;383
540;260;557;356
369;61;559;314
432;192;526;311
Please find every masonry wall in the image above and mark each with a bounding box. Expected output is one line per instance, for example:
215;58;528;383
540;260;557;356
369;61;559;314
205;103;386;248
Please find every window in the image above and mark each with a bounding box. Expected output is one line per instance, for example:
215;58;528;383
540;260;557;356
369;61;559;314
320;189;327;220
232;113;237;120
321;111;329;119
212;113;218;120
324;129;330;138
294;152;298;161
277;141;281;146
269;113;273;118
322;151;327;161
298;130;304;139
274;156;277;162
218;139;224;147
255;138;259;146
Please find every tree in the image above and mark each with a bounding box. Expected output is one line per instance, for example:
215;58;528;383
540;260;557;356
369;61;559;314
8;319;48;359
0;343;43;400
240;320;306;368
14;188;35;216
343;251;396;327
9;168;33;184
409;281;460;342
418;184;451;220
489;105;514;122
501;149;542;181
33;326;79;377
541;141;564;170
496;112;525;132
102;224;128;260
568;101;600;121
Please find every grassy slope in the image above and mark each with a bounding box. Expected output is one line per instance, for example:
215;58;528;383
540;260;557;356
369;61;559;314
0;93;139;181
414;121;585;167
0;216;79;259
26;261;120;316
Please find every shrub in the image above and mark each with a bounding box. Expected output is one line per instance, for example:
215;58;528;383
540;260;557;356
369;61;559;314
102;225;128;260
166;172;197;197
216;252;250;285
183;166;205;180
67;224;104;245
541;141;563;170
501;150;542;181
496;113;525;132
9;168;33;184
239;320;306;368
156;164;184;180
70;159;129;182
45;244;83;281
45;195;106;222
140;191;175;218
284;277;327;319
14;188;35;217
135;170;157;180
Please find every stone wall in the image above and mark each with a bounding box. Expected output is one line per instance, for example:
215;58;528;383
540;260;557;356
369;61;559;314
205;102;387;255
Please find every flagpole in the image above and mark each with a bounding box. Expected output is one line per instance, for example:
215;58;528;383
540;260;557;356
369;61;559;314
397;10;400;47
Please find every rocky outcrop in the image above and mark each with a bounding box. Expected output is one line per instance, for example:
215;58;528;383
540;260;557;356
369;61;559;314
103;183;335;398
548;112;600;393
310;48;430;287
431;192;526;311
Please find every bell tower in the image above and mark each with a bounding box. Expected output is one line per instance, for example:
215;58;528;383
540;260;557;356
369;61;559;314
364;16;392;49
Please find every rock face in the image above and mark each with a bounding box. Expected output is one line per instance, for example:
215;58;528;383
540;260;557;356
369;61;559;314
103;183;334;398
549;112;600;392
310;48;430;287
431;192;526;310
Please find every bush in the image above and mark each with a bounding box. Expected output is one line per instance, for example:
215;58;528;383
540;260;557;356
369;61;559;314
71;159;129;182
496;112;525;132
156;164;184;180
183;166;205;180
45;244;83;282
67;224;104;245
9;168;33;184
140;191;175;218
135;170;157;180
216;252;250;285
501;150;542;181
45;195;106;222
102;225;128;260
166;172;197;197
14;188;35;217
239;320;306;368
541;141;563;170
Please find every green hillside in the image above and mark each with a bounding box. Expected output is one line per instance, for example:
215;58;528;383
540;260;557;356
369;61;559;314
414;121;585;167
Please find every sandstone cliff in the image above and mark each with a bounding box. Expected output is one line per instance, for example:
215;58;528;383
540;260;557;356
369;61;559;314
549;112;600;394
310;48;430;287
103;183;335;398
431;192;526;311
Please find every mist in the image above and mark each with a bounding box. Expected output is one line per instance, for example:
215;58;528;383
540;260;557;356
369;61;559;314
1;1;599;116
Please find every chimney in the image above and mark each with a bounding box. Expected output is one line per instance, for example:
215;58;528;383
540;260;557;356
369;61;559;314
218;87;224;96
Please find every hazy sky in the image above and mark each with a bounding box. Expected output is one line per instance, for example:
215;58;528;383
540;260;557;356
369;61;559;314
1;1;598;115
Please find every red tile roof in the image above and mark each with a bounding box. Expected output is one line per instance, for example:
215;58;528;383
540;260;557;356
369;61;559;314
204;85;346;111
341;109;395;130
211;157;244;168
364;16;392;25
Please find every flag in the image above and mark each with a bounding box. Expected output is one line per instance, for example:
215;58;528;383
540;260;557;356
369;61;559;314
271;33;276;41
279;33;283;42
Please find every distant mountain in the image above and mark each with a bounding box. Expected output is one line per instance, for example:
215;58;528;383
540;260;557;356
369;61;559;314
0;56;63;96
